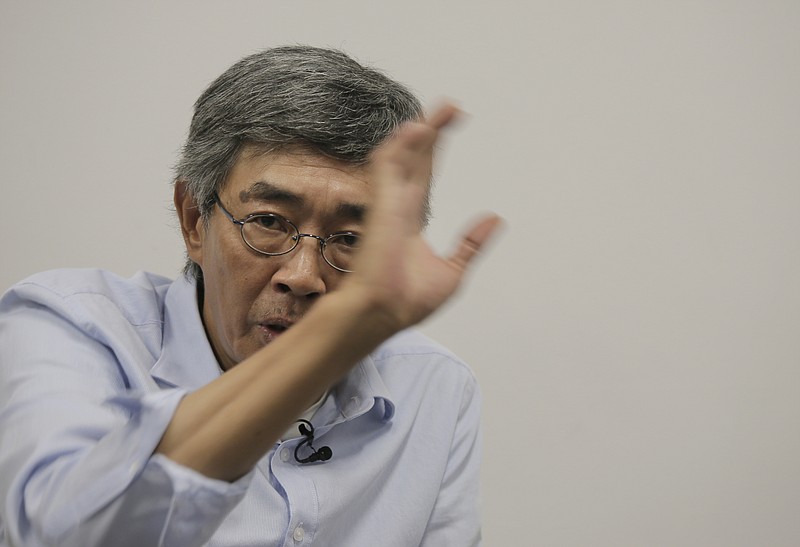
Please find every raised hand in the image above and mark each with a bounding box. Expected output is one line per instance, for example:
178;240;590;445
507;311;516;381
347;103;502;331
158;103;499;481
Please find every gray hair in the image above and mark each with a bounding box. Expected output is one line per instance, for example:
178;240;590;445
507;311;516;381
175;45;424;281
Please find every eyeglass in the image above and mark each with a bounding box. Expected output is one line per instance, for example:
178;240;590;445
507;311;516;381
213;193;360;273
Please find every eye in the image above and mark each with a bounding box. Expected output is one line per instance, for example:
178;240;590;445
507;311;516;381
327;232;361;250
248;214;291;234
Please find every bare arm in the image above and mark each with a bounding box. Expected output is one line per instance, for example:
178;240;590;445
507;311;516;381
156;104;502;481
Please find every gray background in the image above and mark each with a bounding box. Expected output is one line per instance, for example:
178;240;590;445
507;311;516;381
2;1;799;545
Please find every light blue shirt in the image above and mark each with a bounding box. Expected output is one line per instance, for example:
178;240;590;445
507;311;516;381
0;270;481;546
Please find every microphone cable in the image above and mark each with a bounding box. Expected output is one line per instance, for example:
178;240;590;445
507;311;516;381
294;419;333;464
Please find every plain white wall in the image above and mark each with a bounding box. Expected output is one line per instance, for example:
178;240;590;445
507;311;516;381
2;1;799;545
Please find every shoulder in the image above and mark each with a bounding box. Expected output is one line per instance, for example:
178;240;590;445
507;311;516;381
1;268;174;327
370;330;481;434
373;328;460;360
7;268;173;297
372;329;478;386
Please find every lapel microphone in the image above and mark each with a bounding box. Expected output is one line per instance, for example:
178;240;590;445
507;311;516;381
294;419;333;464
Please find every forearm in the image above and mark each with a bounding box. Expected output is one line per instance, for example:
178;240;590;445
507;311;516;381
157;104;500;482
0;377;246;546
156;286;396;480
0;279;253;545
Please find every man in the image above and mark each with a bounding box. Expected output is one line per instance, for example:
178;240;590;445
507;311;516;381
0;46;499;546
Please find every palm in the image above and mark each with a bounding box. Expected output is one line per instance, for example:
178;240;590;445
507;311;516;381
350;104;501;330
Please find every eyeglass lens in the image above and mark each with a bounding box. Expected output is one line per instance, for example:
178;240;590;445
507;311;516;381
241;215;360;272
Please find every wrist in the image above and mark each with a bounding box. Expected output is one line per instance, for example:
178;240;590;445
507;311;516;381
319;283;404;344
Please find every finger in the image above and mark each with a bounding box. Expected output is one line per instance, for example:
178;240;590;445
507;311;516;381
425;102;461;131
411;103;461;180
448;214;503;271
369;122;438;221
375;102;461;169
398;103;460;159
383;120;451;186
386;123;437;167
367;103;462;230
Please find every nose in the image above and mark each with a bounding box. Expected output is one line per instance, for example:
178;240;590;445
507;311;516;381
271;236;327;298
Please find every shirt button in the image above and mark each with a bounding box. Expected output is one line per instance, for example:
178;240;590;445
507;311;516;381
293;526;305;542
280;448;290;462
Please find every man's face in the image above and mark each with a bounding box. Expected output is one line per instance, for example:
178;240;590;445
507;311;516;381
181;148;371;370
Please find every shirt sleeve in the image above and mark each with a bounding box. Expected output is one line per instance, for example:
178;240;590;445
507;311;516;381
0;285;251;547
420;373;483;547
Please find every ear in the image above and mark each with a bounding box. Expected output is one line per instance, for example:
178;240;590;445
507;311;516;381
174;180;205;267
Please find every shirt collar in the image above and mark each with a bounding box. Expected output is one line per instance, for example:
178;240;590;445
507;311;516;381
150;275;222;390
148;275;396;423
315;355;396;430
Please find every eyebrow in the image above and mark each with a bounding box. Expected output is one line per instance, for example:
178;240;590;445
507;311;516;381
239;180;368;223
239;181;304;207
335;202;367;223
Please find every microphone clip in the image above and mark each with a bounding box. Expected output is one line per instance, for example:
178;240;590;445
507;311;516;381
294;419;333;464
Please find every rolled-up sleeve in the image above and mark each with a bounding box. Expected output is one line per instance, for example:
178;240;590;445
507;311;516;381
0;280;250;547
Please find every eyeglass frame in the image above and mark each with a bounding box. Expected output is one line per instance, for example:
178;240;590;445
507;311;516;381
212;192;357;273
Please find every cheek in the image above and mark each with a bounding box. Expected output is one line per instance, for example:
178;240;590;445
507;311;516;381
201;232;256;317
211;251;267;305
325;272;347;292
212;247;278;320
202;223;252;282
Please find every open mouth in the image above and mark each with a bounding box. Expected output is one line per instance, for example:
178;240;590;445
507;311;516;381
260;318;295;338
